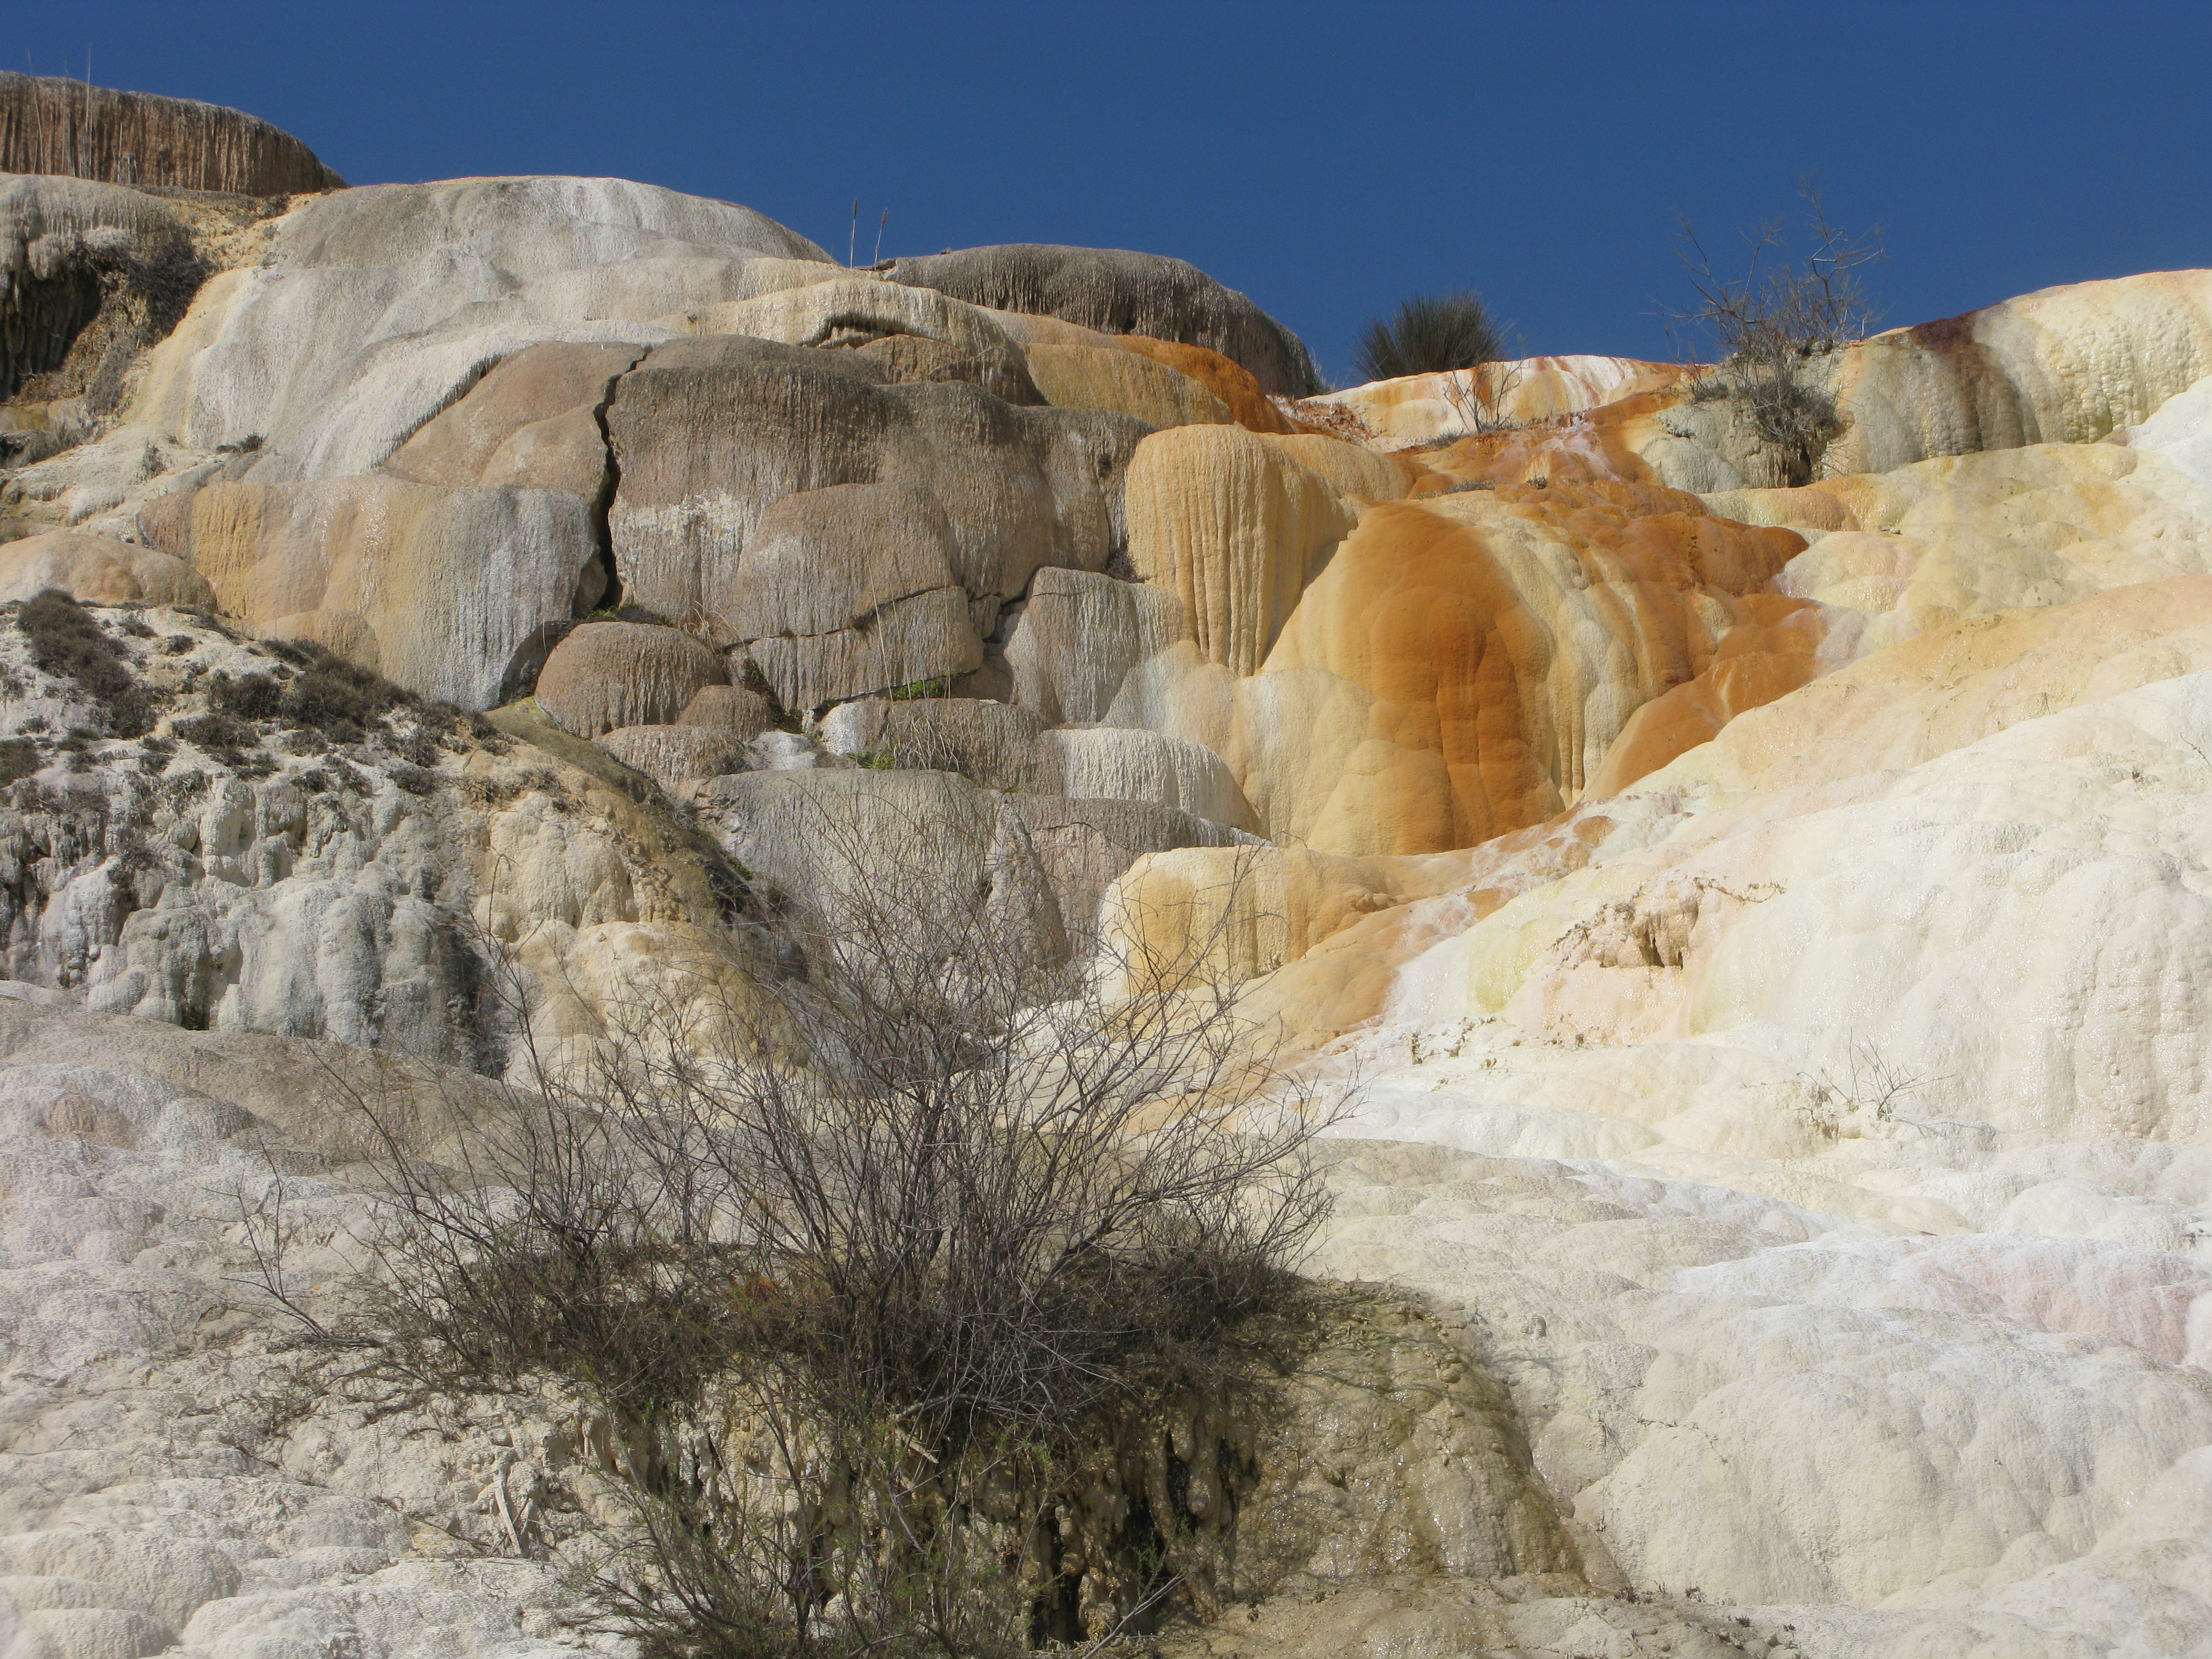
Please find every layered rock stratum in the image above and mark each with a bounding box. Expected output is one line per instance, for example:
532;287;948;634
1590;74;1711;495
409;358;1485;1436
6;80;2212;1659
0;72;344;195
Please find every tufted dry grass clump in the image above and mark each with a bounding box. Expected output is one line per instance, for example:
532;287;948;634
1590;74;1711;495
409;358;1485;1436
194;637;501;763
14;588;157;736
1352;289;1505;384
255;802;1335;1657
236;639;410;738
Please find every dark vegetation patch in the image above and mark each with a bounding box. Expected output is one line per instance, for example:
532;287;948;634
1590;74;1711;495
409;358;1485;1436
207;639;505;758
207;670;284;721
1663;184;1883;487
253;812;1334;1656
1;217;207;420
15;588;156;736
8;598;505;784
170;710;249;755
1353;289;1505;382
234;639;408;741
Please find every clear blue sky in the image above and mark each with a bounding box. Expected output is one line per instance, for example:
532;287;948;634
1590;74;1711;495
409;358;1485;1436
22;2;2212;384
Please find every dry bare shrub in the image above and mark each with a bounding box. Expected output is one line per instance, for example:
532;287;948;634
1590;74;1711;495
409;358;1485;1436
257;795;1336;1655
1667;181;1884;483
1438;356;1527;436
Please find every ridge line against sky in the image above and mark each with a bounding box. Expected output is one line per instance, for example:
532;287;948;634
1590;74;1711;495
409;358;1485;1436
16;0;2212;382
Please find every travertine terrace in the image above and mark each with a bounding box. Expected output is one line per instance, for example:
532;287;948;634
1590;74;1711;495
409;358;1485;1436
6;72;2212;1659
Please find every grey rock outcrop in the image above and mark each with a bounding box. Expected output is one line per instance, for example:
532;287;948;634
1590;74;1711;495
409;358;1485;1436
748;586;984;712
0;600;737;1072
675;682;778;740
140;473;606;709
605;333;1149;709
696;767;1251;953
143;176;831;482
885;243;1319;397
666;275;1046;405
726;481;982;707
820;697;1256;829
873;698;1052;791
593;723;747;796
724;482;963;640
1040;724;1257;830
0;173;201;411
1003;566;1193;725
698;766;1066;951
0;70;346;194
1008;791;1256;936
534;620;726;739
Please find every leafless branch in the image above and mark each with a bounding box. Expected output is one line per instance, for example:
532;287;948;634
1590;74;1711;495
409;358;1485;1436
249;792;1338;1653
1663;179;1886;483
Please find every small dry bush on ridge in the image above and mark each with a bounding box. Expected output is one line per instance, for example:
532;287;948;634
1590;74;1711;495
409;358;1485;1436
1352;289;1505;384
252;799;1336;1656
1668;181;1885;484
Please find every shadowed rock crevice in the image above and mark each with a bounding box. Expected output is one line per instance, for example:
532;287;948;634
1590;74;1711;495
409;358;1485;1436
484;343;648;702
583;349;639;612
0;176;206;427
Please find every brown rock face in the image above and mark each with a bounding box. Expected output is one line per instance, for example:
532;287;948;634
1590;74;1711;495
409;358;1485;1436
724;482;983;710
1582;591;1825;796
535;621;727;739
140;473;604;709
1022;342;1232;430
593;723;747;796
1240;481;1808;853
848;329;1041;404
604;334;1148;685
748;587;983;712
1112;335;1298;434
675;684;779;742
0;72;344;195
0;528;215;607
383;341;643;496
723;483;961;640
883;243;1318;397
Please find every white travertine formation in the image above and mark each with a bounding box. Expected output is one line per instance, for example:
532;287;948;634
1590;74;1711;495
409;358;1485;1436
17;134;2212;1652
1310;354;1695;447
